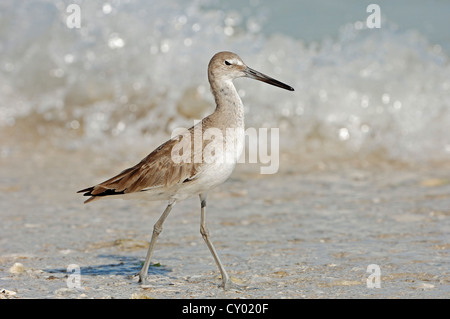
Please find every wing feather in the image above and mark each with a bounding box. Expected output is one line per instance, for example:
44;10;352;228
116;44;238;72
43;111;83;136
77;135;200;203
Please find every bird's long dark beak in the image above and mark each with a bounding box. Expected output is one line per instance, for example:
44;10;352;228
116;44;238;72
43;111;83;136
244;67;294;91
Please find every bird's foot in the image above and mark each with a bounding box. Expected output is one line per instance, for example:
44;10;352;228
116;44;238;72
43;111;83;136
133;272;150;286
220;276;245;291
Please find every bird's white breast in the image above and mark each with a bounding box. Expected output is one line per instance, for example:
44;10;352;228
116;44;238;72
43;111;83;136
173;126;244;200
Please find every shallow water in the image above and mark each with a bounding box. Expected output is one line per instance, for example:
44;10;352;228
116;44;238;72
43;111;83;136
0;150;449;298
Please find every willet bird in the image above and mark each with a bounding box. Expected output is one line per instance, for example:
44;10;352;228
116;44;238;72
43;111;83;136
78;51;294;289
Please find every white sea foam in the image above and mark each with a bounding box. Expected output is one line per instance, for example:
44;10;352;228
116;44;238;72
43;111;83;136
0;0;449;163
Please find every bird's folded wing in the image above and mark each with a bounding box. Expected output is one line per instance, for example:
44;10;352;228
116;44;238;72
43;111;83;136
78;136;200;202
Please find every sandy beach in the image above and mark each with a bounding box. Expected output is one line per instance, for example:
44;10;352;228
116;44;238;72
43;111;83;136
1;146;448;299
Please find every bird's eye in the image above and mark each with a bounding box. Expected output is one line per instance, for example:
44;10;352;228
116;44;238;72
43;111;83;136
224;60;232;66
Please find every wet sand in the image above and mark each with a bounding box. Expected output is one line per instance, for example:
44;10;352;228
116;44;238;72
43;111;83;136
0;148;449;299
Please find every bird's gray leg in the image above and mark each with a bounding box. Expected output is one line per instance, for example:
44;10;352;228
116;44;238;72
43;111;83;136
199;193;230;289
138;200;175;285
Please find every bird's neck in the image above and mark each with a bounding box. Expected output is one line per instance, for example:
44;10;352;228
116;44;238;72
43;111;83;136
210;78;244;128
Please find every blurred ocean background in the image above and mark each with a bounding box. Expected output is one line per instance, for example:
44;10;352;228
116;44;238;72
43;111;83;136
1;0;449;166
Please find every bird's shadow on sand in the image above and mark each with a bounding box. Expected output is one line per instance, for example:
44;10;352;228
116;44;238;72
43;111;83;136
44;254;171;277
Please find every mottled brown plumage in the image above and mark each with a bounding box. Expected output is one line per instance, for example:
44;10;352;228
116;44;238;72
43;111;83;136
78;133;201;203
